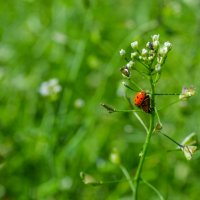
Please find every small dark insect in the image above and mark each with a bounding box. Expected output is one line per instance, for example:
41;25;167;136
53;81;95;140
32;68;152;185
120;66;131;77
148;42;154;50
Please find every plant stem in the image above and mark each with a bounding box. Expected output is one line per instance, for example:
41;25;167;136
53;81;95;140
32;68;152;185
134;75;155;200
120;165;135;198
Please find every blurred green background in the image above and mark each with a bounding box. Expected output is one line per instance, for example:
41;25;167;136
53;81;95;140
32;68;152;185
0;0;200;199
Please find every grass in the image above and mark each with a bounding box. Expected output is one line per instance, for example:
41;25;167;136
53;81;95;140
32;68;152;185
0;0;200;199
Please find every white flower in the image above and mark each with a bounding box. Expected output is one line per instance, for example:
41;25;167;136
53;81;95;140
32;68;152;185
155;64;161;72
131;41;138;49
146;42;151;48
74;98;85;108
152;34;160;41
164;41;172;49
141;48;148;55
119;49;126;56
159;46;168;55
153;40;159;49
126;60;134;68
178;133;198;160
148;56;153;61
39;78;62;98
80;172;102;185
179;86;196;100
110;148;120;165
181;145;197;160
131;52;138;59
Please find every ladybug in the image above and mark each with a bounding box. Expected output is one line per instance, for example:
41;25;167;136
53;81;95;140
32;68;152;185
134;91;151;113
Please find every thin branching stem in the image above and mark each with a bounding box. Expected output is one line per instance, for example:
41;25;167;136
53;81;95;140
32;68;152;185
133;112;148;134
120;165;135;198
134;74;155;200
141;179;165;200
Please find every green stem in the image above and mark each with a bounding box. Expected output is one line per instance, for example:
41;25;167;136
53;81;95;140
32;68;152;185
120;165;135;197
141;179;165;200
134;75;155;200
133;112;148;134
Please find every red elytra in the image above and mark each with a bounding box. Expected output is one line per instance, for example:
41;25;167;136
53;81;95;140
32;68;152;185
134;91;146;106
134;91;151;113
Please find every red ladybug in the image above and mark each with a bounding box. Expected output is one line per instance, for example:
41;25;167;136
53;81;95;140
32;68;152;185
134;91;151;113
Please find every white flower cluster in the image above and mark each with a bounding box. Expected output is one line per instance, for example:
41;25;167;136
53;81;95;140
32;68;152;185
119;34;172;77
39;78;62;99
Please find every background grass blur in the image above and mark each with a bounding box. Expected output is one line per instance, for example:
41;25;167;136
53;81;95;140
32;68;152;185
0;0;200;199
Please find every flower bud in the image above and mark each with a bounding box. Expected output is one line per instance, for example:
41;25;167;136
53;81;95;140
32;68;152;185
159;46;168;55
126;60;134;68
131;52;138;59
141;48;148;55
131;41;138;49
110;148;120;165
155;64;161;72
164;41;172;50
181;146;197;160
179;86;196;100
153;40;159;49
152;34;159;41
119;49;126;56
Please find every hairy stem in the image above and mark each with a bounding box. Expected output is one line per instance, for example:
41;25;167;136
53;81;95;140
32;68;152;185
134;75;155;200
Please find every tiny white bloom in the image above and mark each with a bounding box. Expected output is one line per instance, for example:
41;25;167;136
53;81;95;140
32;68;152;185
164;41;172;49
181;145;197;160
48;78;58;86
141;48;148;55
131;41;138;49
153;40;159;49
119;49;126;56
131;52;138;59
110;148;120;165
39;82;49;96
74;98;85;108
159;46;168;55
155;64;161;72
146;42;150;48
152;34;160;41
126;60;134;68
142;56;147;61
39;78;62;98
179;86;196;100
148;56;154;61
139;151;143;157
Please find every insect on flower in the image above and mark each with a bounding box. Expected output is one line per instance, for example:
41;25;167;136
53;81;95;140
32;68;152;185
134;91;151;113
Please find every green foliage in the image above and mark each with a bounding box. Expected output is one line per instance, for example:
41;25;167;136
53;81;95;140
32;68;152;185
0;0;200;199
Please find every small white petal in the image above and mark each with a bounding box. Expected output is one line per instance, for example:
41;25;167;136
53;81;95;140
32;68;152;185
152;34;160;41
126;60;134;68
164;41;172;49
141;48;148;55
131;41;138;49
119;49;126;56
181;146;197;160
155;64;161;72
